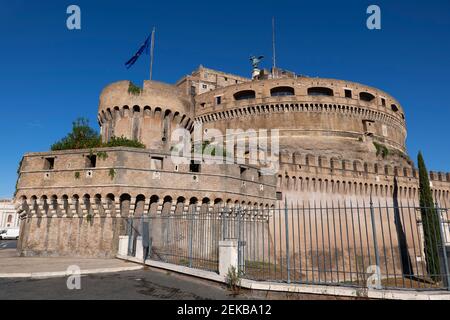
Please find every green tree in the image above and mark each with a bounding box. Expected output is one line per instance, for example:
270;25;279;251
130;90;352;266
418;151;442;281
51;118;146;151
51;118;101;151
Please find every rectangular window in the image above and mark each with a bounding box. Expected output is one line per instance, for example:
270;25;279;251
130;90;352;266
85;155;97;168
382;125;388;137
381;98;386;106
215;96;222;105
202;84;207;89
189;161;200;173
150;157;163;170
44;157;55;170
276;192;283;200
363;120;375;135
190;86;196;96
240;166;247;177
344;89;352;98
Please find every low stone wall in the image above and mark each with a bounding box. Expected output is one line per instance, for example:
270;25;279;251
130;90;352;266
18;216;124;258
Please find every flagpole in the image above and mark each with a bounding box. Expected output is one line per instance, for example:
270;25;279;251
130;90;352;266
272;17;276;78
149;27;156;80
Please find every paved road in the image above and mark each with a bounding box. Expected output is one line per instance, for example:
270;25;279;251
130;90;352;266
0;240;17;250
0;240;349;300
0;268;247;300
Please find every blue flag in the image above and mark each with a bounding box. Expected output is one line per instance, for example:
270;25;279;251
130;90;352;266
125;35;151;69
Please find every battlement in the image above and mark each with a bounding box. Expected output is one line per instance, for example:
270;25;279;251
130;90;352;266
277;152;450;183
99;80;191;115
15;147;277;207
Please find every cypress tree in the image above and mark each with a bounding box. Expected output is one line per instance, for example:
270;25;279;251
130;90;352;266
417;151;442;281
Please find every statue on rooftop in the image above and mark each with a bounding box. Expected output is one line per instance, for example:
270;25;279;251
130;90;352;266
249;55;264;69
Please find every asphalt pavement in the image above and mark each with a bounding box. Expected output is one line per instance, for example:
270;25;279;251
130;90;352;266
0;240;241;300
0;240;17;250
0;268;245;300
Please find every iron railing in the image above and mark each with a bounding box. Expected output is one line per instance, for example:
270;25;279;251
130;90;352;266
125;199;450;291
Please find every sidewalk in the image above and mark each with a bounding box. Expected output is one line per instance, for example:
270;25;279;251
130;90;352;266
0;249;142;279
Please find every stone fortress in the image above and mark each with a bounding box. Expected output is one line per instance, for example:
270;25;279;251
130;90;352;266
14;64;450;257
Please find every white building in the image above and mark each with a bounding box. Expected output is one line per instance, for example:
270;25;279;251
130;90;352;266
0;199;19;229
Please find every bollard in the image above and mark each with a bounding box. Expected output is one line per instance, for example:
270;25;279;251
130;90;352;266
219;239;239;277
118;235;129;256
135;236;144;262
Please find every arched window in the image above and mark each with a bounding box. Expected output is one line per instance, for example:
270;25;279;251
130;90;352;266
307;87;333;96
270;86;294;97
162;196;173;215
134;194;146;216
234;90;256;101
359;92;375;102
175;197;185;214
148;195;159;216
120;194;131;216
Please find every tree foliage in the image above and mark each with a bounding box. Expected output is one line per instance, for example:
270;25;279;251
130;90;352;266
418;151;442;281
51;118;102;151
51;117;145;151
128;82;142;95
373;142;389;158
104;136;145;148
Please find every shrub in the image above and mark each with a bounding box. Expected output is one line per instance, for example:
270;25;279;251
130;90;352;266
108;168;116;180
128;82;142;95
226;266;243;295
192;140;228;158
96;151;108;161
14;157;24;197
51;118;145;151
104;136;145;148
373;142;389;158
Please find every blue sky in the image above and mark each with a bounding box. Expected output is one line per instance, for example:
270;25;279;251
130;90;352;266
0;0;449;198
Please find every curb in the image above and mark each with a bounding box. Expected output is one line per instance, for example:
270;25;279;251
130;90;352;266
0;265;143;279
117;255;450;300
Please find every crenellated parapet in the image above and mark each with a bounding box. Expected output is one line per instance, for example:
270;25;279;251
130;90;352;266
98;80;194;150
275;152;450;204
15;147;277;220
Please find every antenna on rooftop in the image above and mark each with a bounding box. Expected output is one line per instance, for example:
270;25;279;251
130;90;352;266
149;27;156;80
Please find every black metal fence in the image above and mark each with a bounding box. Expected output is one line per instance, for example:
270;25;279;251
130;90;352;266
125;199;450;291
